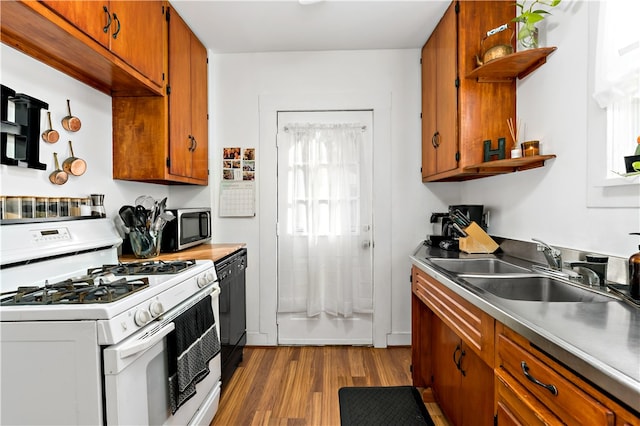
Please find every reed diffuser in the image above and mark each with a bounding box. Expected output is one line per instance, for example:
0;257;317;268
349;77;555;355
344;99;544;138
507;118;522;158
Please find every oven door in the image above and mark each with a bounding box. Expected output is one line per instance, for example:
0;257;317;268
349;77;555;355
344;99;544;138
103;285;221;426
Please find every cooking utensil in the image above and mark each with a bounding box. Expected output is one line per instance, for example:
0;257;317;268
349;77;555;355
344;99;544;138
118;205;136;229
135;195;155;211
134;205;148;231
152;210;174;232
41;111;59;143
49;153;68;185
62;140;86;176
61;99;81;132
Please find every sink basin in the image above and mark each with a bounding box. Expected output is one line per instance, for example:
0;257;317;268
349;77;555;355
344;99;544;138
428;258;531;274
461;276;614;303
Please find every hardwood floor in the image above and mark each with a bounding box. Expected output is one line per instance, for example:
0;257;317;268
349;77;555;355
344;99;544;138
211;346;451;426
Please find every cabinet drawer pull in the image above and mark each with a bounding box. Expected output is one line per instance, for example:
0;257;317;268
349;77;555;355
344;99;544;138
521;361;558;396
112;13;121;39
102;6;111;33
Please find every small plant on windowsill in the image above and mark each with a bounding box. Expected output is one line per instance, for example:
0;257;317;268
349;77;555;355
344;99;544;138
512;0;561;49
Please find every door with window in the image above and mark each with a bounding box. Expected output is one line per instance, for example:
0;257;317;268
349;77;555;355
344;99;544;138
276;111;373;345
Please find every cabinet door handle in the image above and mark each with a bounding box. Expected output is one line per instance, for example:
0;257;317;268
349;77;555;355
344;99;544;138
112;13;121;39
192;136;198;151
521;361;558;396
452;344;466;376
102;6;112;33
431;131;439;148
188;135;195;151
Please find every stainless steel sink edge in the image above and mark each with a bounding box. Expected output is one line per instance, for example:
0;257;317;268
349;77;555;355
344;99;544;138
424;256;621;303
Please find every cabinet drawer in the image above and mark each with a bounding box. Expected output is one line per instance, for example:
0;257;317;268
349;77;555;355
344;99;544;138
496;370;562;426
497;334;614;425
412;267;494;365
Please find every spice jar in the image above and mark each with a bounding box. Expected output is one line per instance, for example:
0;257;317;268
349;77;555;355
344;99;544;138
36;197;48;218
47;197;60;218
5;196;21;219
59;197;70;217
70;198;81;216
80;197;92;216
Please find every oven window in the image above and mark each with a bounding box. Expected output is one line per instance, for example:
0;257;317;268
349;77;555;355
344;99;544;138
147;350;170;425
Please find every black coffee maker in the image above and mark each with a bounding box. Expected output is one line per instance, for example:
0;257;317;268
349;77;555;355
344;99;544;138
427;204;486;250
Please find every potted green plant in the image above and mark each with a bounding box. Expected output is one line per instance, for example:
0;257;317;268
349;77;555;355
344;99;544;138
512;0;561;49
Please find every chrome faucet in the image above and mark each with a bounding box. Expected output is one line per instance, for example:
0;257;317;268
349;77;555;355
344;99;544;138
532;238;563;270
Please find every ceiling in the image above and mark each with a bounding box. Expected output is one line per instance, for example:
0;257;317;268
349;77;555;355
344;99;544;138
169;0;450;54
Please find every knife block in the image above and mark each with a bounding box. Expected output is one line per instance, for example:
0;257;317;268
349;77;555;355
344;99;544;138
459;222;499;253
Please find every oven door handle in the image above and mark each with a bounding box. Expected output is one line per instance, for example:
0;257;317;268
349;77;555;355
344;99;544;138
118;322;175;359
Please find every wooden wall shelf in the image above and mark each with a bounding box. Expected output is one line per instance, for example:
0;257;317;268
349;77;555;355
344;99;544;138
466;47;557;82
463;154;556;175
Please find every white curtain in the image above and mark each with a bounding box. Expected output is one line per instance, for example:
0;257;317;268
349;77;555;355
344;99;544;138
278;123;372;317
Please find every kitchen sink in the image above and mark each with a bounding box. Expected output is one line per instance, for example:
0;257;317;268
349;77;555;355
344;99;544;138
428;258;531;274
460;275;614;303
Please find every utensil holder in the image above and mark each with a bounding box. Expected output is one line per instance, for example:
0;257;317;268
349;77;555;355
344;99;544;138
129;229;163;258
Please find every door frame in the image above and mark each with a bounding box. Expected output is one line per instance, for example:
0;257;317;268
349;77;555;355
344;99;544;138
257;92;392;347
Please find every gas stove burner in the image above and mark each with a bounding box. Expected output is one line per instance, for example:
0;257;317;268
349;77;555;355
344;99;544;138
1;277;150;305
88;259;197;276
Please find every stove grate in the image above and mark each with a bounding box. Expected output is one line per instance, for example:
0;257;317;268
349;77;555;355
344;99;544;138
1;277;150;305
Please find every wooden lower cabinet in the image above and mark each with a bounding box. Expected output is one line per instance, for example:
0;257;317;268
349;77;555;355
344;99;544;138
412;266;640;426
411;266;495;425
432;317;494;426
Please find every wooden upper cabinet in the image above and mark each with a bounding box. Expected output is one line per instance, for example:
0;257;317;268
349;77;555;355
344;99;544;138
421;2;458;180
167;8;208;182
421;1;517;182
1;0;164;96
41;1;164;88
112;5;208;186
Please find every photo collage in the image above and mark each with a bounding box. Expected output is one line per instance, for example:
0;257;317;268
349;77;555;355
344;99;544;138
222;147;255;181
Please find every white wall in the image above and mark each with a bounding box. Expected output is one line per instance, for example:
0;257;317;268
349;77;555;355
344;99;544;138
209;50;448;346
461;2;639;259
0;45;179;220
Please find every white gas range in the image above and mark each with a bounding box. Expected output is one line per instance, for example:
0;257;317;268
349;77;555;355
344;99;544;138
0;218;221;425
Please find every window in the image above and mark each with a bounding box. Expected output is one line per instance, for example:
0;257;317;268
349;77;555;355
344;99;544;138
593;0;640;178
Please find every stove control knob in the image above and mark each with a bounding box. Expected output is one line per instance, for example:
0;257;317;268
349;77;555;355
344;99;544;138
197;274;209;288
149;300;164;318
134;309;152;326
205;272;215;283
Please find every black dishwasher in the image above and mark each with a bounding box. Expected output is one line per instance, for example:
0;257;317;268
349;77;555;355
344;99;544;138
215;248;247;387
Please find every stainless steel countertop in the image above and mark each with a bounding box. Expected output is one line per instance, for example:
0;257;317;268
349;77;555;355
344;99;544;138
410;242;640;413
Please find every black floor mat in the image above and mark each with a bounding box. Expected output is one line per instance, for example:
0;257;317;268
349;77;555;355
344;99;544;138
338;386;435;426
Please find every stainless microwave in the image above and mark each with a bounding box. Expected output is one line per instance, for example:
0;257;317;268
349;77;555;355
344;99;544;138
160;208;211;252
